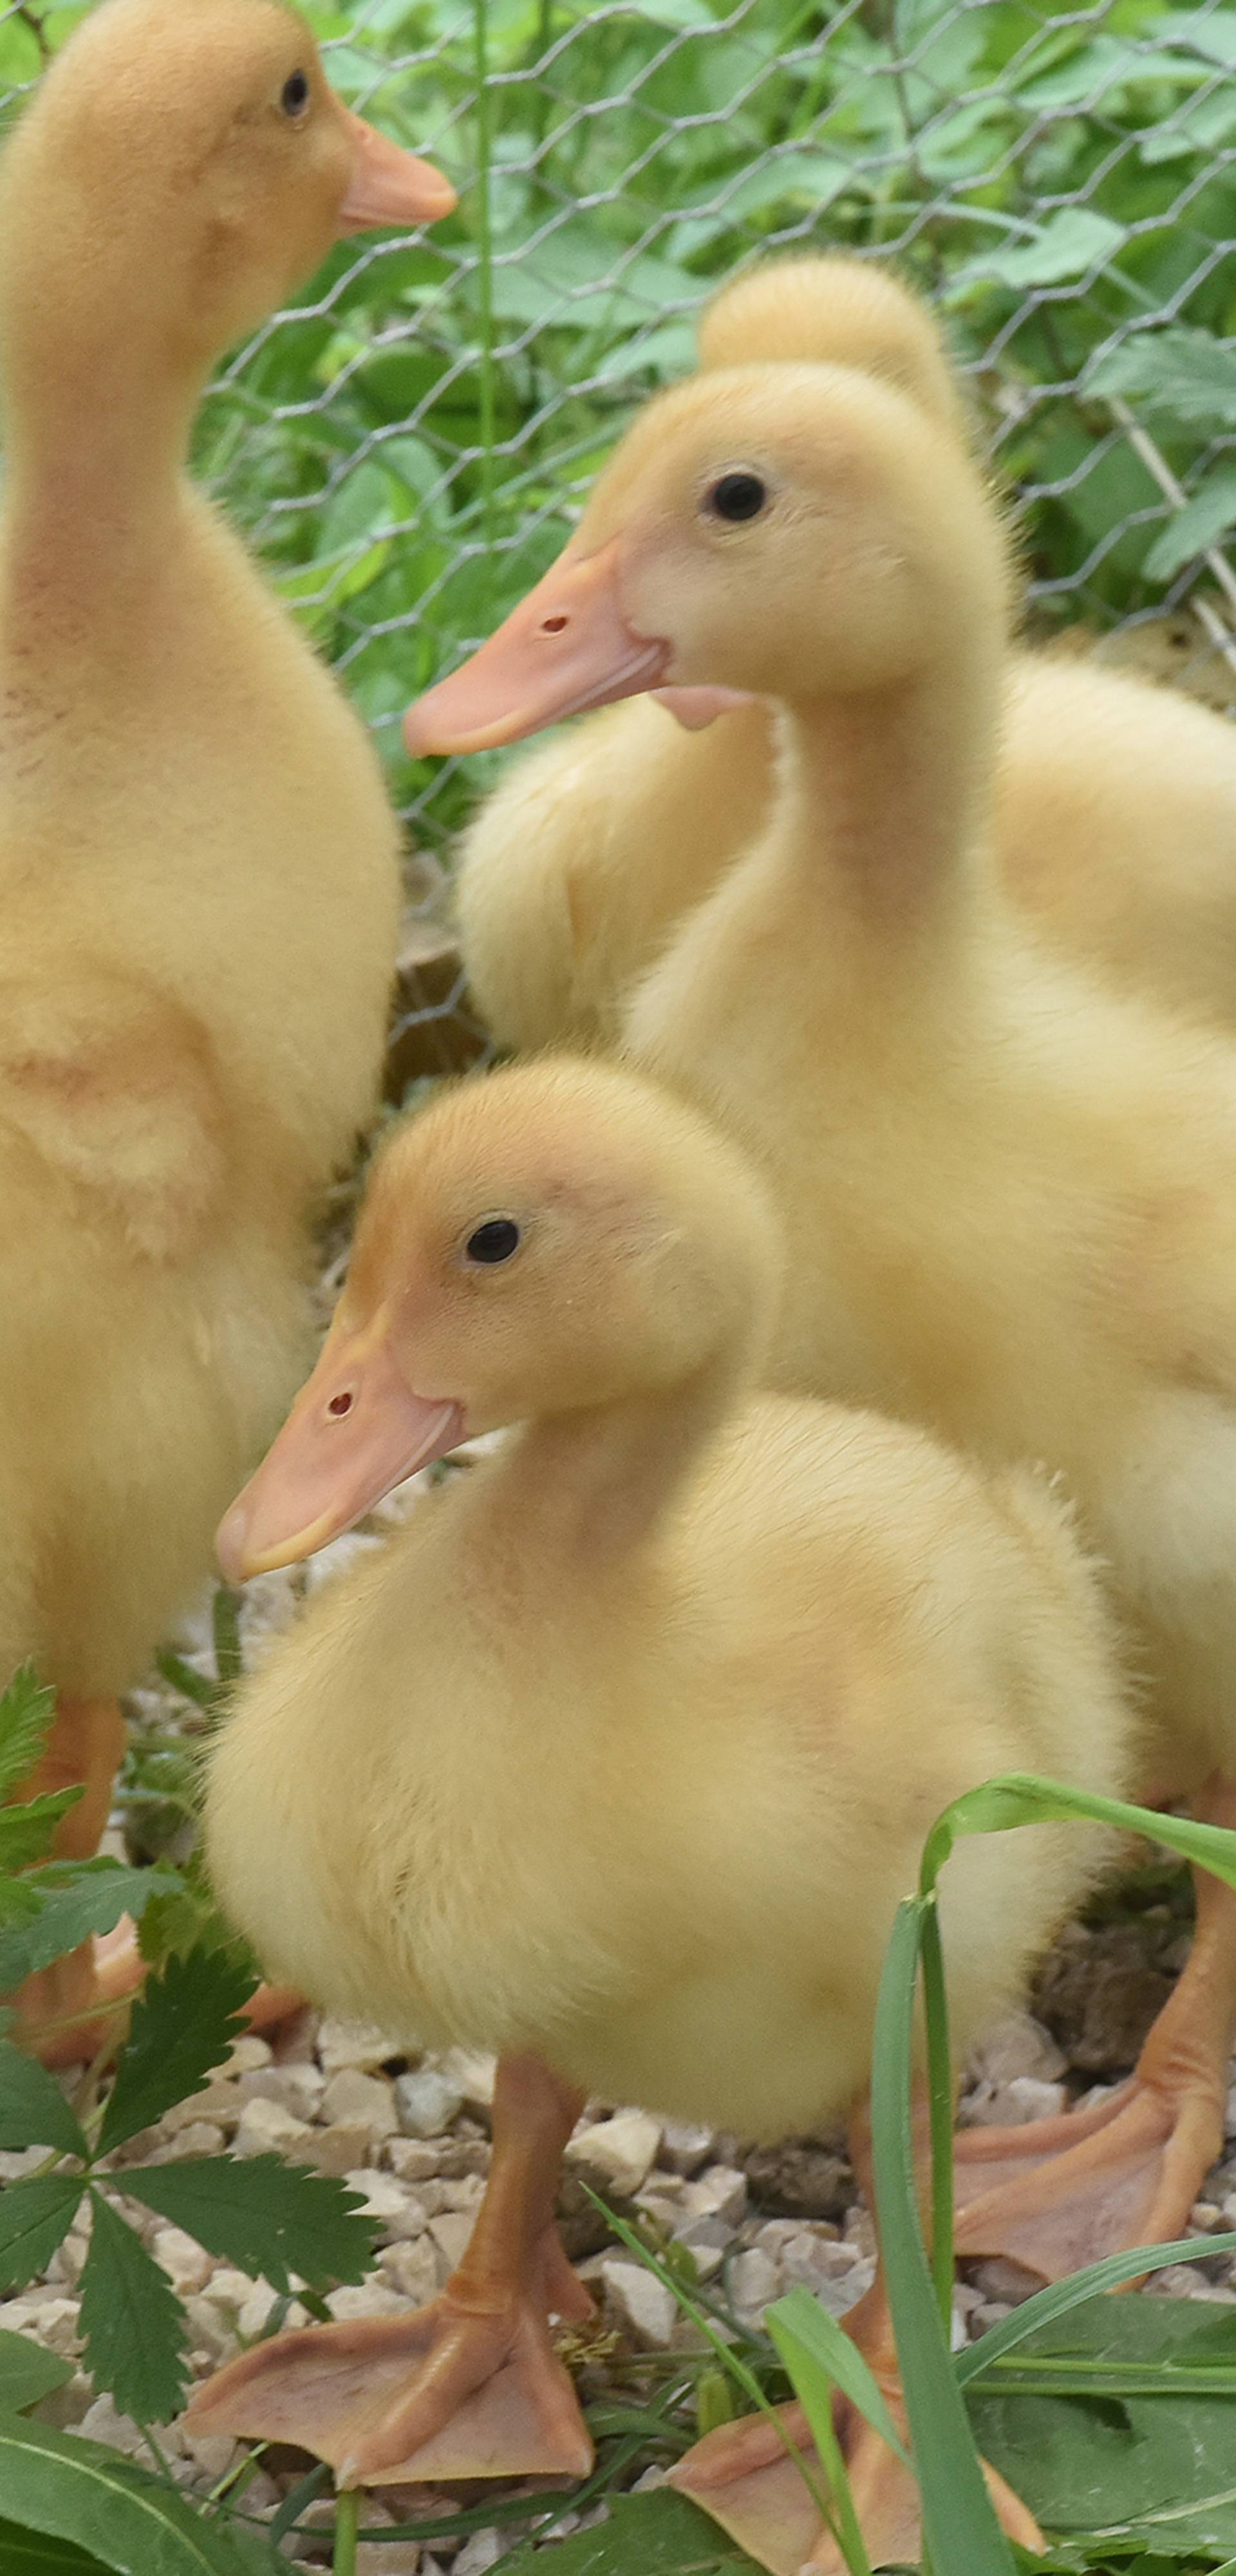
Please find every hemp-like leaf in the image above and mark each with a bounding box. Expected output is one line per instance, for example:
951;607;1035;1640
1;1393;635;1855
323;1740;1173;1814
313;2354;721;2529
0;2175;84;2289
0;1862;182;1989
0;1666;57;1802
0;2041;89;2160
118;2154;377;2295
95;1943;254;2157
78;2188;190;2427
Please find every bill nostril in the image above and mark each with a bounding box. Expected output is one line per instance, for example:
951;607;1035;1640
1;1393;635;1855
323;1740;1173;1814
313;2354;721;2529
541;615;568;635
328;1392;353;1417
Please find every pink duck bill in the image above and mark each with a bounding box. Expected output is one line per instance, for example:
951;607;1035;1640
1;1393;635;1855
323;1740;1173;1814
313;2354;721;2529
402;536;751;755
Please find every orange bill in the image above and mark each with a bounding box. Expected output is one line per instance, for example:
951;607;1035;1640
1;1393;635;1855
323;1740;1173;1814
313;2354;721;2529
339;110;457;232
404;538;671;755
217;1311;464;1582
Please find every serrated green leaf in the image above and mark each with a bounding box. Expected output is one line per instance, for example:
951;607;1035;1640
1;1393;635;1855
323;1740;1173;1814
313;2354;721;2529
1089;329;1236;430
0;2043;89;2160
0;1790;86;1873
0;1667;57;1802
498;2488;763;2571
117;2154;377;2293
0;2329;74;2414
95;1946;254;2157
1145;466;1236;579
78;2190;190;2427
0;2177;83;2289
0;2417;292;2572
0;2522;110;2575
0;1864;184;1988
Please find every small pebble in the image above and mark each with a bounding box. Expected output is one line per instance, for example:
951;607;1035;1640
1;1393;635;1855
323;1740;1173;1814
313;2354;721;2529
566;2110;662;2199
323;2068;398;2136
599;2257;678;2349
394;2070;465;2140
232;2098;313;2160
658;2121;716;2177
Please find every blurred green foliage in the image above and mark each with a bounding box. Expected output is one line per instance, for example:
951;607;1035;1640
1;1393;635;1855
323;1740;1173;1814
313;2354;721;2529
1;0;1233;857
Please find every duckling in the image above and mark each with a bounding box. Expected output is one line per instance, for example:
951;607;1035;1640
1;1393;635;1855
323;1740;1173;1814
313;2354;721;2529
452;254;1236;1051
0;0;454;2059
187;1056;1134;2571
406;359;1236;2316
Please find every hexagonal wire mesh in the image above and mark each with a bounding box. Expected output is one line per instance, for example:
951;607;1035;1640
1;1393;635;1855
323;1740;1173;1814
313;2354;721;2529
3;0;1234;1072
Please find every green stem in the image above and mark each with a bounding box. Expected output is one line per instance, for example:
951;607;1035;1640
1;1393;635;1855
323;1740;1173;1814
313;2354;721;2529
472;0;496;545
333;2487;360;2576
918;1897;955;2333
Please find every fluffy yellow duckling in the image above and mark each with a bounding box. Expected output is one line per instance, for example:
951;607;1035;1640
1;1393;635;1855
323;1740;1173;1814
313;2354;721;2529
0;0;454;2058
188;1056;1134;2571
452;254;1236;1051
406;358;1236;2313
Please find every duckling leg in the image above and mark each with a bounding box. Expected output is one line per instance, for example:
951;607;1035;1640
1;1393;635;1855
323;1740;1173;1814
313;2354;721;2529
6;1695;143;2069
185;2052;596;2485
668;2103;1042;2575
954;1774;1236;2284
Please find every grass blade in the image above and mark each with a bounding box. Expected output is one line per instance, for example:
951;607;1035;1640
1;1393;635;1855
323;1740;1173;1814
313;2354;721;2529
870;1896;1016;2575
955;2230;1236;2387
765;2285;911;2473
921;1774;1236;1903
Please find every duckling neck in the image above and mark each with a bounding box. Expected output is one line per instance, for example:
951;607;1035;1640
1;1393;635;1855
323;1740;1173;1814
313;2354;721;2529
0;249;203;590
774;643;999;937
485;1343;749;1569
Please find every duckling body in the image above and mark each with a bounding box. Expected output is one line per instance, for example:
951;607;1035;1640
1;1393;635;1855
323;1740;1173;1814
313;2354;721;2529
194;1058;1131;2568
0;0;452;2041
453;257;1236;1051
406;355;1236;2306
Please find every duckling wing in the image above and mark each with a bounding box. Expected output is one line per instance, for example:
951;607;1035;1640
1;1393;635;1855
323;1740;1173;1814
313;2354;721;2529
0;965;227;1261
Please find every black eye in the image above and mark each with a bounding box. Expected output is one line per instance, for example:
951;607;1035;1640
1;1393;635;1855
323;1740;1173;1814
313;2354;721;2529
465;1217;521;1265
281;68;310;116
706;471;767;524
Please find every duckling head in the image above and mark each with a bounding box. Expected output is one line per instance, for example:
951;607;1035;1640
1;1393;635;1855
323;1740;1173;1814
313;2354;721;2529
216;1058;781;1580
404;361;1010;756
697;254;968;437
0;0;455;374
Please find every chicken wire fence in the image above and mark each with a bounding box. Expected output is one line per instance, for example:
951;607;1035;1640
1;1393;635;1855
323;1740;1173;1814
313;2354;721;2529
3;0;1235;1061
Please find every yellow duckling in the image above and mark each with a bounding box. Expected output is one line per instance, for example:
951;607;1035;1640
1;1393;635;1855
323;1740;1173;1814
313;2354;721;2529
189;1055;1134;2572
0;0;454;2058
407;355;1236;2309
453;254;1236;1050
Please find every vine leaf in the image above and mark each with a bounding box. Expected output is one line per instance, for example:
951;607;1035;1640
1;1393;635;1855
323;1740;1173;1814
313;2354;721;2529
0;2176;84;2291
118;2155;377;2295
78;2188;190;2428
95;1944;254;2157
0;2043;89;2161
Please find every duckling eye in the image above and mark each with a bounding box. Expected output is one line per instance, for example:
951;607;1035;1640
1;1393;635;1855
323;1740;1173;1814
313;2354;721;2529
705;471;767;525
465;1217;521;1265
281;68;311;117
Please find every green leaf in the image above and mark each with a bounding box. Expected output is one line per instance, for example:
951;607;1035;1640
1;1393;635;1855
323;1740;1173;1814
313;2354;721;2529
0;1791;86;1874
969;2293;1236;2553
0;2416;292;2573
0;2329;75;2414
0;1864;185;1988
960;209;1127;290
956;2231;1236;2389
0;2177;84;2289
0;2042;90;2160
497;2487;764;2571
0;1667;57;1801
78;2190;190;2427
0;2523;111;2575
870;1896;1016;2573
95;1945;254;2157
1145;467;1236;579
117;2155;377;2294
1089;329;1236;431
765;2284;911;2472
920;1775;1236;1906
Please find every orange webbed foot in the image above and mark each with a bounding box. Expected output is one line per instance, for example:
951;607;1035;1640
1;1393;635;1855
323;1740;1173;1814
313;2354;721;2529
669;2391;1042;2575
185;2270;595;2485
955;2067;1223;2282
